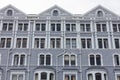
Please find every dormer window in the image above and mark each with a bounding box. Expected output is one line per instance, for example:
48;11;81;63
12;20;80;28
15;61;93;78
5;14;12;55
97;11;103;17
53;10;59;16
7;10;13;16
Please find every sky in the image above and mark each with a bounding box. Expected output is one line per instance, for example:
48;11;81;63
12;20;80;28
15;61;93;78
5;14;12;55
0;0;120;15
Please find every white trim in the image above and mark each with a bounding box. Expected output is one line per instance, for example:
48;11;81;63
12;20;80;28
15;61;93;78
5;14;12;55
5;8;14;16
63;71;77;80
113;53;120;66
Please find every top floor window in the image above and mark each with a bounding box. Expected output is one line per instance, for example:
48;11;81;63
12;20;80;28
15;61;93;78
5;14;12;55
80;24;91;32
18;23;28;31
35;23;46;31
97;11;104;17
51;23;61;31
53;10;59;16
113;24;120;32
6;10;13;16
96;24;107;32
66;24;76;31
2;23;13;31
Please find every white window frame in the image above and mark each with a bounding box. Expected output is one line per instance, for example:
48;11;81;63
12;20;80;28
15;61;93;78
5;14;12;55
12;53;27;66
80;23;91;32
10;71;25;80
14;37;29;48
50;23;61;31
63;53;77;66
34;22;46;31
0;37;13;48
113;37;120;49
112;23;120;32
17;22;29;31
65;23;76;32
50;37;61;48
88;53;103;66
5;8;14;16
2;22;14;31
113;53;120;66
63;71;77;80
87;70;107;80
38;53;52;66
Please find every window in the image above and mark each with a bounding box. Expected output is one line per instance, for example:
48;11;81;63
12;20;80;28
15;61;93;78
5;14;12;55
16;38;27;48
66;24;76;31
89;54;102;66
114;39;120;48
66;38;76;48
64;74;76;80
11;72;25;80
13;54;26;66
80;24;91;32
34;71;54;80
0;38;12;48
97;11;103;17
98;38;108;49
113;24;120;32
2;23;13;31
18;23;28;31
115;73;120;80
114;54;120;66
51;23;61;31
50;38;61;48
39;54;51;66
34;38;45;48
96;24;107;32
81;38;92;49
53;10;59;16
35;23;46;31
64;54;76;66
87;71;107;80
7;10;13;16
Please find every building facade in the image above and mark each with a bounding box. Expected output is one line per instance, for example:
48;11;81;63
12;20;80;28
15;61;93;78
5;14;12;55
0;4;120;80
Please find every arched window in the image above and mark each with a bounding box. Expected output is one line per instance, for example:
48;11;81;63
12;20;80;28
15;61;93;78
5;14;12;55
90;55;95;65
96;55;101;65
64;55;69;66
97;11;103;17
53;10;59;16
7;10;13;16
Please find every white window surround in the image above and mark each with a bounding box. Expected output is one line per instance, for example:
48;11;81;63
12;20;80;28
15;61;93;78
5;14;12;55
63;53;77;66
34;70;55;80
10;72;25;80
12;52;27;66
113;53;120;66
38;53;52;66
17;22;29;31
63;71;77;80
14;37;29;48
0;37;13;48
51;9;60;16
96;9;105;17
113;37;120;49
88;53;103;66
34;22;46;31
50;37;61;48
5;8;14;16
87;70;107;80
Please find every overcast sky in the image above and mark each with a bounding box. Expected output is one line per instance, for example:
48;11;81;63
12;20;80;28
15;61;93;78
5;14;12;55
0;0;120;15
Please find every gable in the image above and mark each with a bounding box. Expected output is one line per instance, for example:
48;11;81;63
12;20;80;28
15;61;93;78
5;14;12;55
38;5;73;17
83;5;119;18
0;4;27;18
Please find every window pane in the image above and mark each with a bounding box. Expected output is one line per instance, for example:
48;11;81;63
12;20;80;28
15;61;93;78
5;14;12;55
102;24;107;32
24;23;28;31
86;24;90;31
113;24;117;32
8;23;13;31
117;75;120;80
50;73;54;80
35;73;38;80
50;38;55;48
80;24;85;31
22;38;27;48
88;74;93;80
95;73;101;80
64;55;69;66
18;23;23;31
46;55;51;65
71;55;75;66
71;24;76;31
98;39;102;48
56;38;61;48
104;39;108;48
0;38;5;48
71;75;76;80
114;55;119;66
90;55;95;65
18;74;23;80
40;55;44;65
20;55;25;66
114;39;119;48
6;38;11;48
41;72;47;80
66;24;70;31
51;24;55;31
2;23;7;31
81;39;86;48
35;24;40;31
87;39;91;48
72;39;76;48
41;24;46;31
56;24;61;31
16;38;21;48
14;55;19;66
96;55;101;65
34;38;39;48
65;75;69;80
66;39;70;48
118;24;120;32
12;74;17;80
96;24;101;32
41;38;45;48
